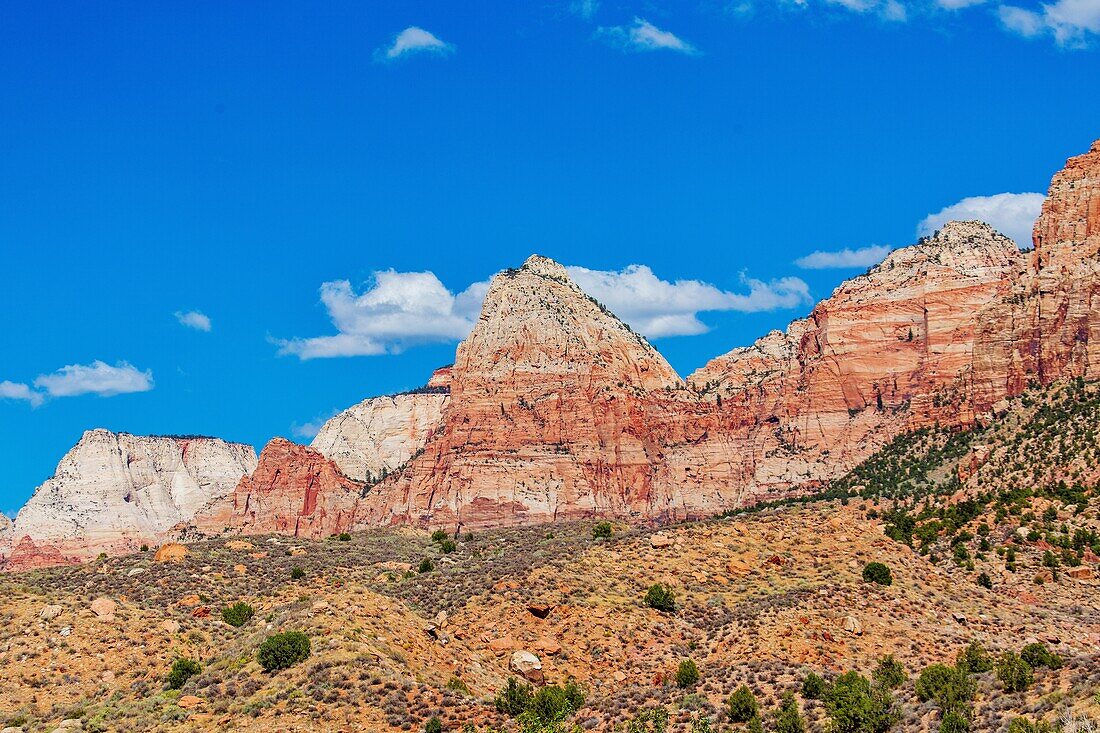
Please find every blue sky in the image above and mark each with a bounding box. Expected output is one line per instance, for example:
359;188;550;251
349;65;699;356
2;0;1098;513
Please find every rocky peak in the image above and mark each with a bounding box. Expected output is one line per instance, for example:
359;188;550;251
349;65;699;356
520;253;571;281
1034;139;1100;269
207;438;365;539
13;429;257;558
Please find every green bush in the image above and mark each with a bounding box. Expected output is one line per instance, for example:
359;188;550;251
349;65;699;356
424;717;442;733
862;562;893;586
676;659;700;688
418;558;435;573
643;583;676;612
290;566;305;580
440;539;457;554
976;572;992;589
825;671;896;733
801;672;830;700
727;685;759;723
221;601;255;628
337;532;351;542
431;529;448;542
995;652;1033;692
872;655;906;689
1020;643;1062;669
773;692;806;733
940;710;971;733
258;631;311;672
956;641;993;674
592;521;613;539
166;657;201;690
494;677;534;716
523;680;585;724
915;664;955;702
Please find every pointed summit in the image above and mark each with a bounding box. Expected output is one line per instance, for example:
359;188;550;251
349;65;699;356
520;253;570;280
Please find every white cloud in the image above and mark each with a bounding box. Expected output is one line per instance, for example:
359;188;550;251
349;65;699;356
936;0;987;8
795;244;893;269
596;18;700;54
291;412;337;440
375;27;455;62
999;0;1100;44
175;310;212;332
567;265;811;337
917;192;1045;248
570;0;600;20
826;0;910;19
33;361;154;398
0;381;44;407
277;270;488;359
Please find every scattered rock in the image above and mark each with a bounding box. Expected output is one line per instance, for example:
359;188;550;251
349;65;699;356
843;615;862;635
154;543;189;563
162;620;181;635
90;598;116;620
225;540;254;551
526;603;553;619
177;695;203;709
510;650;544;684
650;534;674;549
40;604;63;621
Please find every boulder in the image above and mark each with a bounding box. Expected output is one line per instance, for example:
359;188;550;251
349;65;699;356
90;598;116;620
510;650;544;684
153;543;189;562
40;604;63;621
843;615;862;636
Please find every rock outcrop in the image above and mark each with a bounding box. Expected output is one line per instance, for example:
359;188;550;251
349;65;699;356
311;388;448;483
12;430;256;560
0;514;11;560
4;535;79;572
198;438;365;539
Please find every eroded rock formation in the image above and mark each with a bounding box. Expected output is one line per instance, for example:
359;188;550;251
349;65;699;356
12;430;256;559
199;438;365;539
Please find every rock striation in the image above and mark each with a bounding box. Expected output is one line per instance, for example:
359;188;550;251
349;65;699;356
0;514;12;565
311;387;449;483
197;438;365;539
12;430;256;560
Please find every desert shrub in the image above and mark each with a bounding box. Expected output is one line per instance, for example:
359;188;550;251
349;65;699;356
773;692;806;733
1007;718;1055;733
727;685;759;723
258;631;311;672
592;521;613;539
644;584;676;612
746;717;764;733
916;664;955;702
166;657;201;690
1020;643;1062;669
221;601;255;628
626;707;670;732
524;680;585;724
419;558;434;573
862;562;893;585
446;677;471;694
956;641;993;673
676;659;700;688
495;677;534;716
440;539;457;554
140;544;149;552
996;652;1033;692
425;717;442;733
977;572;992;589
802;671;830;700
872;655;906;689
825;671;896;733
291;566;305;580
940;710;971;733
431;529;448;542
337;532;351;542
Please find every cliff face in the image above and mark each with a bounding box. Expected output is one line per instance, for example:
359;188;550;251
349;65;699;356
12;430;257;558
198;438;365;539
311;388;449;483
0;514;12;561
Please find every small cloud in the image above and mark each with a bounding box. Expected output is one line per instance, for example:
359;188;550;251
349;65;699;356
917;192;1045;248
795;244;893;270
936;0;986;8
0;380;44;407
175;310;212;332
375;27;455;62
570;0;600;20
998;0;1100;45
291;412;337;440
826;0;910;20
596;17;700;54
33;360;154;398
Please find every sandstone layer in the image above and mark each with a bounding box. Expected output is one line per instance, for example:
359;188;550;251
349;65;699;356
197;438;365;539
12;430;257;559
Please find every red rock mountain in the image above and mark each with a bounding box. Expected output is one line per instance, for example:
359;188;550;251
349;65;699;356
195;438;365;539
8;137;1100;560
